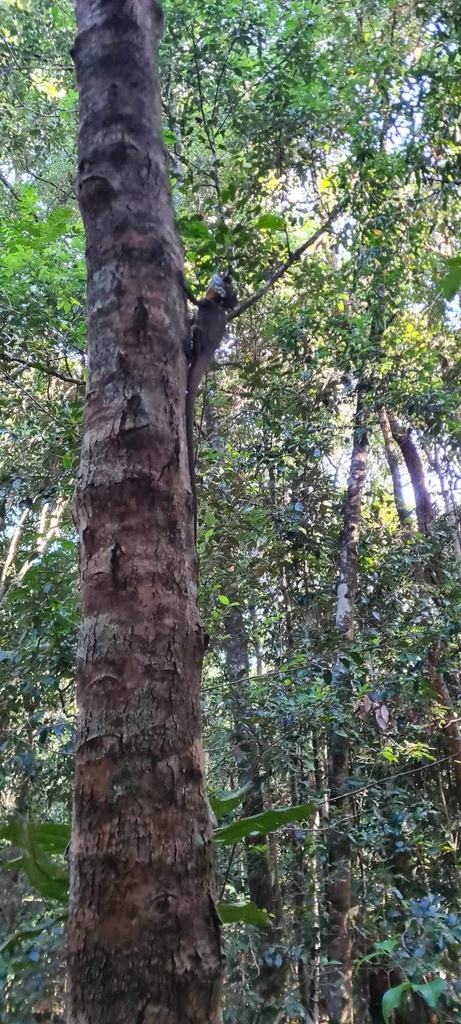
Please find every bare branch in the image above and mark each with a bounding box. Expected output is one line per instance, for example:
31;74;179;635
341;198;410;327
0;367;61;422
0;498;68;607
228;206;341;321
0;171;21;202
1;351;84;386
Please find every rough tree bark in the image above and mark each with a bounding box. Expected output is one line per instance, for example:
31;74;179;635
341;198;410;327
67;2;222;1022
326;390;368;1024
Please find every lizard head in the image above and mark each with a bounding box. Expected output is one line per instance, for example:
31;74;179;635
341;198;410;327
205;273;238;310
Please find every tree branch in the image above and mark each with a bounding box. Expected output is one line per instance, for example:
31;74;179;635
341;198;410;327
0;351;84;385
191;30;223;213
0;171;21;202
228;206;341;321
0;367;61;422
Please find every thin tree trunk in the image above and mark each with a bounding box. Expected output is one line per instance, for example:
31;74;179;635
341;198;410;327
326;390;368;1024
225;607;290;1012
68;3;222;1022
268;460;314;1012
205;396;288;1009
0;506;29;604
386;415;461;809
311;733;328;1024
335;394;368;641
386;411;434;532
428;644;461;798
378;407;411;532
422;442;461;561
283;578;312;1015
290;769;313;1015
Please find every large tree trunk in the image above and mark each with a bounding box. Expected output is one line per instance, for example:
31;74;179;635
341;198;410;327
326;390;368;1024
67;2;222;1022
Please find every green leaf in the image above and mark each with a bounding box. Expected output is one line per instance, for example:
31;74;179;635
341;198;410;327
163;128;178;147
0;819;69;902
412;978;446;1009
179;215;211;240
441;266;461;300
3;853;68;902
0;914;67;955
218;595;230;606
255;214;285;231
0;819;69;853
214;802;315;847
382;747;399;763
32;823;70;854
382;983;412;1023
376;938;399;955
441;257;461;300
218;901;270;926
210;784;251;820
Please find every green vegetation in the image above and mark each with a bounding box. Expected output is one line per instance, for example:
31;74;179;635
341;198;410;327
1;0;461;1021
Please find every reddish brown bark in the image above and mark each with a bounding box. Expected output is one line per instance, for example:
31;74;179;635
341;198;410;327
68;2;222;1022
386;411;434;532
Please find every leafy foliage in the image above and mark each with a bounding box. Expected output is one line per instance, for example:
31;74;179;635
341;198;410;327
1;0;461;1021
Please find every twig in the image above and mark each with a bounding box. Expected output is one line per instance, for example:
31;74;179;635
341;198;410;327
0;507;30;602
0;172;21;202
211;36;242;123
219;843;237;902
228;206;341;321
0;352;84;386
0;367;61;422
190;29;223;215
